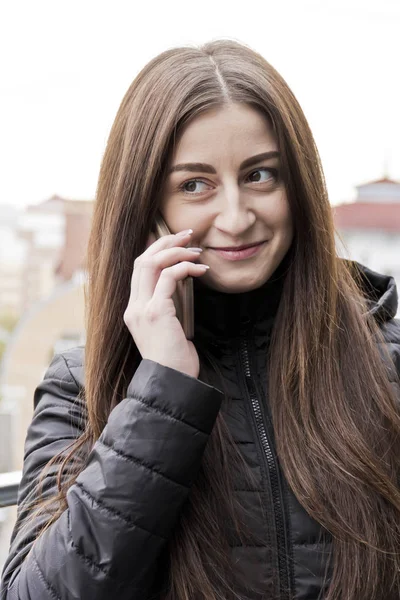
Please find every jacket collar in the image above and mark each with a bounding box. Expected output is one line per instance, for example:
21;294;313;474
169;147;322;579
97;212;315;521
193;256;398;342
193;252;290;341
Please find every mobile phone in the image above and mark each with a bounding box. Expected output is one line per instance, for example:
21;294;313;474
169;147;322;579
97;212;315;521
153;214;194;340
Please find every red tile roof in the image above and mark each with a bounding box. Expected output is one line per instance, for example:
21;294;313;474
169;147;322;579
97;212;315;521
333;202;400;232
358;177;400;186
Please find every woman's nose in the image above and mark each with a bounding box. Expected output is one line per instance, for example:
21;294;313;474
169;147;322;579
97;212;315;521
213;191;256;236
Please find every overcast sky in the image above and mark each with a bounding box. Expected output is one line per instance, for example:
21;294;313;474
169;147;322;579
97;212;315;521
0;0;399;209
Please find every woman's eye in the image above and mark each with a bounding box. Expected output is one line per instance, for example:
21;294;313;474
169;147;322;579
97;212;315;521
247;167;277;184
178;168;278;196
179;179;210;195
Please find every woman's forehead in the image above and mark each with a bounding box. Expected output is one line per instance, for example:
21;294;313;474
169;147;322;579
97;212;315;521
171;105;277;166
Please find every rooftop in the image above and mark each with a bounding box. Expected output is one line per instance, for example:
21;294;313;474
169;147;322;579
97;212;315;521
333;202;400;232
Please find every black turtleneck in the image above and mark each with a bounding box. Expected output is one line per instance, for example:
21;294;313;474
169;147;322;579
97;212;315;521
193;252;291;341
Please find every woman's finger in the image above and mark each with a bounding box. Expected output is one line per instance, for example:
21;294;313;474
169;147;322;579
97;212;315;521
132;247;203;303
142;229;193;257
153;261;209;302
130;230;193;298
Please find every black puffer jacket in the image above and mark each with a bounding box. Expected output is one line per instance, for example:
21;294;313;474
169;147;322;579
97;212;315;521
1;260;400;600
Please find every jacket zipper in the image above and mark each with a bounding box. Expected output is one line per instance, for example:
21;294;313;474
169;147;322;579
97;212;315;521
239;336;292;600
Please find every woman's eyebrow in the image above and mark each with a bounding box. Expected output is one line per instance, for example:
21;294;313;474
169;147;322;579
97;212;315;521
168;151;280;175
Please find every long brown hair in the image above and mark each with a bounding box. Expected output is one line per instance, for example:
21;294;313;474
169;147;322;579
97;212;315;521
27;40;400;599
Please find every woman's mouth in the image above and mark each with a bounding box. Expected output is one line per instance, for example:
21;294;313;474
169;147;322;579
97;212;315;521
208;240;268;261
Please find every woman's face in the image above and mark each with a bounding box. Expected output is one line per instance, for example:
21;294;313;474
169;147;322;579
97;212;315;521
160;103;293;293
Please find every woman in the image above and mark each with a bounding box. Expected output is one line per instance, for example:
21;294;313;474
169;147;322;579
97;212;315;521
1;39;400;600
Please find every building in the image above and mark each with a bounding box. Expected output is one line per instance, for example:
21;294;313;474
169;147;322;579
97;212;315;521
0;206;25;318
0;194;93;468
17;195;93;313
0;196;93;568
333;176;400;316
0;195;93;320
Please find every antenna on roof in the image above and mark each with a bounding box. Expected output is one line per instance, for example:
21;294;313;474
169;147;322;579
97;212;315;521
383;148;391;180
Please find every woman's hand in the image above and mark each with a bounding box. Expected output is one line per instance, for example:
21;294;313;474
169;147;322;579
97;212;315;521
123;229;208;379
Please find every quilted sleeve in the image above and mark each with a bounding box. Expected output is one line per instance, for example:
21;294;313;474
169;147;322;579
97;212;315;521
0;353;223;600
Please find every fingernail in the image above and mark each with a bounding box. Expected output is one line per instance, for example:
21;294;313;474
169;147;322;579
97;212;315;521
187;247;203;253
176;229;193;237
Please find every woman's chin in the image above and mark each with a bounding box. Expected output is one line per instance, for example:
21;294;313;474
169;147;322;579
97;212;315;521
200;270;273;294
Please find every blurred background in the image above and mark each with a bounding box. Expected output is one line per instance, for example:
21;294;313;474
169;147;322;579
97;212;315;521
0;0;399;569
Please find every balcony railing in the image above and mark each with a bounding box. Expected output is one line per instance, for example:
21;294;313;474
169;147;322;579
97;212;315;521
0;471;22;508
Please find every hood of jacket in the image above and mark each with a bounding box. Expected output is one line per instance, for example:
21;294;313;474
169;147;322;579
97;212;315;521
349;260;398;321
